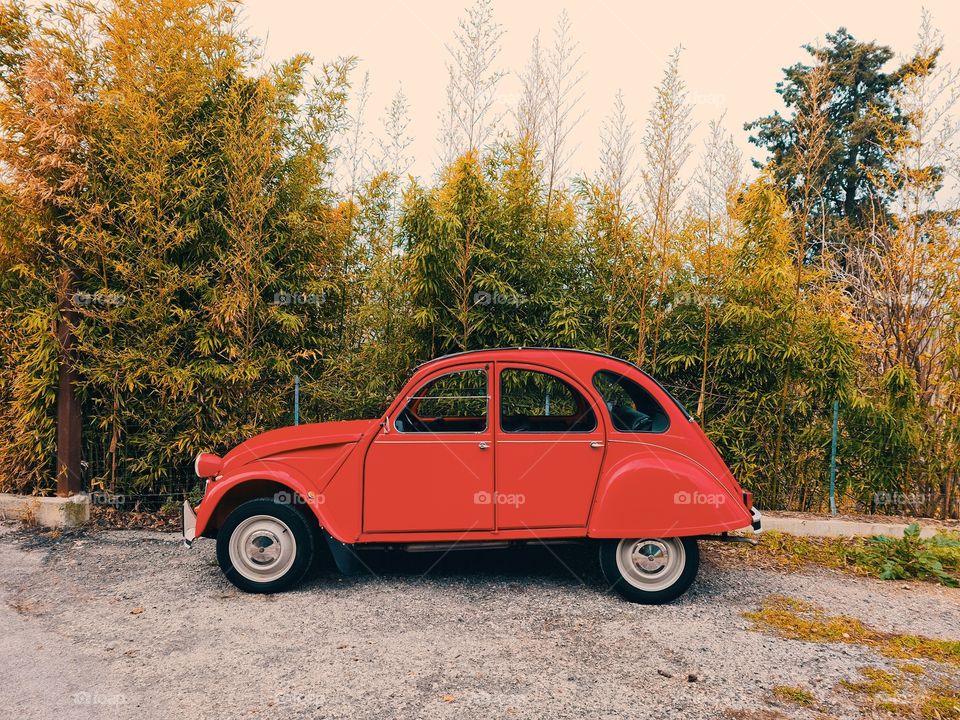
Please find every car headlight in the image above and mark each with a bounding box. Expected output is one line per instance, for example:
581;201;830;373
194;452;223;478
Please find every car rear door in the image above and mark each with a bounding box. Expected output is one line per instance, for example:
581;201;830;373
494;362;605;529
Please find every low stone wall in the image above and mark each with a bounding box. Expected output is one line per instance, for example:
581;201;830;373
0;493;90;528
760;513;942;538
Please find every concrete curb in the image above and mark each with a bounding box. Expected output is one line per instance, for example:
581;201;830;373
760;515;942;539
0;493;90;528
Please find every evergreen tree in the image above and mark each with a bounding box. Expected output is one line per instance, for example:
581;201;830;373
746;28;927;256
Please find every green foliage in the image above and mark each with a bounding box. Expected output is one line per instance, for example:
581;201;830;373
746;28;925;244
745;529;960;587
0;0;356;496
402;141;580;358
0;0;957;520
771;685;816;707
853;525;960;587
746;594;960;665
657;178;858;508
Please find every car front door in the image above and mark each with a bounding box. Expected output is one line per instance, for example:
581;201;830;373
363;364;495;532
495;363;605;529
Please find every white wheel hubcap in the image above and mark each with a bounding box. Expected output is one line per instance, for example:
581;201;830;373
615;537;685;592
228;515;296;583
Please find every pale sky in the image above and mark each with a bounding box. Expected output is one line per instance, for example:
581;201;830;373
242;0;960;184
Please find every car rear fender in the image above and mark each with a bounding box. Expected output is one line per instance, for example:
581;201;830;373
587;445;752;538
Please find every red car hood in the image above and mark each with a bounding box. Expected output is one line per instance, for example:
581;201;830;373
221;419;377;473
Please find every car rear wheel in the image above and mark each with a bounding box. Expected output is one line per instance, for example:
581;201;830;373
216;498;315;593
600;536;699;604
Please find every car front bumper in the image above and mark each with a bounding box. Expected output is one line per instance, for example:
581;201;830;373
182;500;197;548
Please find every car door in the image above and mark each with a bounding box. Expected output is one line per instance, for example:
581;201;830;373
363;364;495;532
495;363;605;529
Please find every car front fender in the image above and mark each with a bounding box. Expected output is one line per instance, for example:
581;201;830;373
194;460;341;540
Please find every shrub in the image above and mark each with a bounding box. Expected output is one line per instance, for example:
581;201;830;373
852;524;960;587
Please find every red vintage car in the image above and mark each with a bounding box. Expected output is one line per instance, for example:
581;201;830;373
183;348;761;603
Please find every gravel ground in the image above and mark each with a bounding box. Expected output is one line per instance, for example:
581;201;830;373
2;521;958;720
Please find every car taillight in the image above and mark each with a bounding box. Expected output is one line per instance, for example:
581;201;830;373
194;452;223;478
743;490;753;509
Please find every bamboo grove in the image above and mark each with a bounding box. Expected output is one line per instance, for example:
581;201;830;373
1;0;958;517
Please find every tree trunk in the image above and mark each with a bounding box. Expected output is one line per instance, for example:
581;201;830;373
945;471;954;521
56;268;82;496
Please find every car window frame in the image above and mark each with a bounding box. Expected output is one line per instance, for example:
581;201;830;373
498;364;599;434
393;366;490;434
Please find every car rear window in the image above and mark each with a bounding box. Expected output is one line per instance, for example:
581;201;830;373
592;370;670;433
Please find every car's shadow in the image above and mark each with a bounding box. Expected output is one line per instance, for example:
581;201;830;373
296;540;733;604
311;541;606;588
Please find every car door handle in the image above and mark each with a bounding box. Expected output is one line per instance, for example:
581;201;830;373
590;441;604;449
478;441;490;449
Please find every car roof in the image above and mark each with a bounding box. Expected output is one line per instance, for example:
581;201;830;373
415;347;692;419
415;346;630;370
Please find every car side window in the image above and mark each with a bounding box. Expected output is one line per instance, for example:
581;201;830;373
500;368;597;433
395;369;488;433
592;370;669;433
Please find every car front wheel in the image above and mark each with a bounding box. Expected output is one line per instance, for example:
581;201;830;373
600;536;699;604
216;498;315;593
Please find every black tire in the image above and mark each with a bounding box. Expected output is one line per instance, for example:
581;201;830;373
599;537;699;604
216;498;315;594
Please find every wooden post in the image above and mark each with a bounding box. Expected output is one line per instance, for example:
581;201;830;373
56;269;82;496
828;399;839;516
